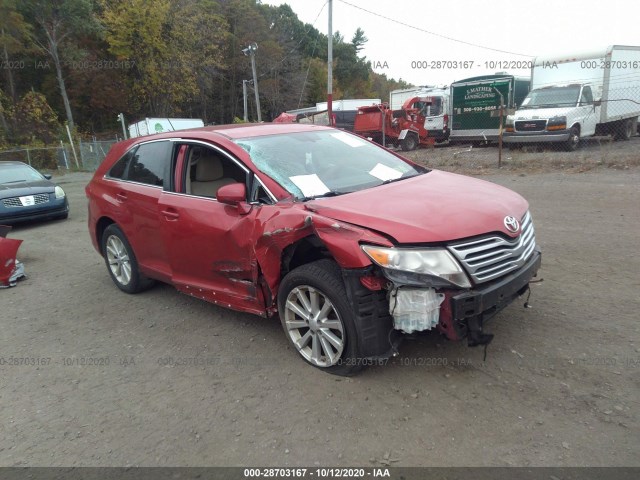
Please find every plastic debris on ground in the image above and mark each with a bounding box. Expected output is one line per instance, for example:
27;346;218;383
0;225;26;288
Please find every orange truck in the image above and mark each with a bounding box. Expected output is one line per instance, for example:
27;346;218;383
354;96;439;150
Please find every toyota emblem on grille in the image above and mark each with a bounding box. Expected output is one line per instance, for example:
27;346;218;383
504;216;520;233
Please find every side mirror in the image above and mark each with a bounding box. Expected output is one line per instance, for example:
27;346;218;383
217;183;251;214
593;100;601;107
43;174;52;180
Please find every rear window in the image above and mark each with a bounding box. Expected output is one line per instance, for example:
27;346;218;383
108;141;172;187
108;149;135;179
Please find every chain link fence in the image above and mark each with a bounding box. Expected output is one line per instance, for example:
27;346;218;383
398;83;640;169
0;139;117;172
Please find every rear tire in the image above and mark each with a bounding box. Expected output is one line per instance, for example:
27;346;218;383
278;260;364;376
101;224;155;294
614;118;635;141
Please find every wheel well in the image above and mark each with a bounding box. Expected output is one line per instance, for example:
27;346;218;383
281;236;332;278
570;123;580;134
96;217;115;255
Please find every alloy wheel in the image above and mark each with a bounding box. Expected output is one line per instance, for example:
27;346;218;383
283;285;345;367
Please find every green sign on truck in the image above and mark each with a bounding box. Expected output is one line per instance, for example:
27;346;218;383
450;74;530;143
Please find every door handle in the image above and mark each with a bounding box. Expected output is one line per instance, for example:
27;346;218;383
115;192;127;202
161;209;180;220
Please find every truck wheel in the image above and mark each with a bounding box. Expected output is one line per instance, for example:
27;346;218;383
102;224;155;294
400;133;418;151
278;259;364;376
614;118;635;141
564;126;580;151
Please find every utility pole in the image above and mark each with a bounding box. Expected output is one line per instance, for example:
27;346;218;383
242;80;249;122
117;113;127;140
327;0;333;126
492;87;505;168
242;43;261;122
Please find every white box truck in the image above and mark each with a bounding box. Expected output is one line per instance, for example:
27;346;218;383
504;45;640;150
128;118;204;138
390;86;450;142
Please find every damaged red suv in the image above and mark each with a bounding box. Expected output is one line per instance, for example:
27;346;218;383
86;124;541;375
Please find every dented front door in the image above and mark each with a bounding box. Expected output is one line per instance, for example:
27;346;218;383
157;192;264;315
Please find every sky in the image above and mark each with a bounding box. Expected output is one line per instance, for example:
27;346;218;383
261;0;639;91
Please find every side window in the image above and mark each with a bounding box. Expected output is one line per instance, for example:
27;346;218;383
183;145;247;199
127;141;171;186
108;149;135;179
430;97;443;116
580;87;593;106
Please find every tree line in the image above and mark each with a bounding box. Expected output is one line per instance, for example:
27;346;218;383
0;0;411;149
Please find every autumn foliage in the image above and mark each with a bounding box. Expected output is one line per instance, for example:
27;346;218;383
0;0;411;146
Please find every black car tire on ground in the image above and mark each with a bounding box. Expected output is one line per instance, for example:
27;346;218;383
101;224;155;294
278;259;364;376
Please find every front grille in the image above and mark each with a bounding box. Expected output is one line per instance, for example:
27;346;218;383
515;120;546;132
2;193;50;208
448;211;536;284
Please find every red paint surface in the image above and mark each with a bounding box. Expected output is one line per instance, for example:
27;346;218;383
0;236;22;287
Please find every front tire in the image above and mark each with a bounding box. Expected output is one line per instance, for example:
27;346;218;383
278;260;363;375
400;133;418;151
101;224;155;294
564;126;580;151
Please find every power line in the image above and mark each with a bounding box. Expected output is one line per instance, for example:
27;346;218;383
337;0;532;58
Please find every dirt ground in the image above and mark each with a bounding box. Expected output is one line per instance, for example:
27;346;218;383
1;143;639;467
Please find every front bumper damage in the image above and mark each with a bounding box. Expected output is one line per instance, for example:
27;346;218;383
347;247;542;356
449;247;542;345
346;247;542;357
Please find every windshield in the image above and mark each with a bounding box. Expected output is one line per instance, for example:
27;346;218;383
235;130;427;199
520;86;581;109
0;163;45;184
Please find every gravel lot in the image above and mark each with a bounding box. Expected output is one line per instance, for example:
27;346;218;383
1;155;639;467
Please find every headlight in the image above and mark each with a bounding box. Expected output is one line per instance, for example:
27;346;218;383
361;245;471;288
54;186;66;199
505;116;515;132
546;116;567;131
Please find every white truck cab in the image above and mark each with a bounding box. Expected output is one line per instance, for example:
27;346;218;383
390;86;450;142
504;45;640;150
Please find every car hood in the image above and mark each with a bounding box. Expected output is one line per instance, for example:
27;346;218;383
514;106;577;119
0;180;54;198
306;170;529;243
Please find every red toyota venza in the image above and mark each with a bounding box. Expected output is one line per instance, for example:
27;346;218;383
86;123;541;375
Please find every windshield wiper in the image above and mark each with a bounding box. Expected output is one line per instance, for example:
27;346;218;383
2;180;28;184
299;190;348;201
380;172;422;186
